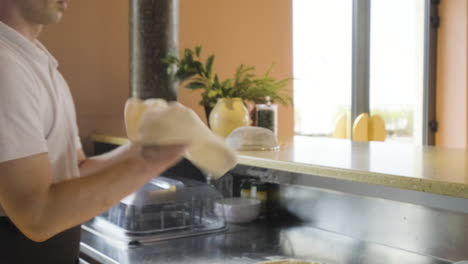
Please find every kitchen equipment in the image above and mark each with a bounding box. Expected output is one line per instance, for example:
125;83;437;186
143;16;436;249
214;197;261;223
226;126;280;151
83;176;227;246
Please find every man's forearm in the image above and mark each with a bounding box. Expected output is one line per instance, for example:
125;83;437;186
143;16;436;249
35;144;188;241
12;144;187;242
78;143;136;177
38;152;157;240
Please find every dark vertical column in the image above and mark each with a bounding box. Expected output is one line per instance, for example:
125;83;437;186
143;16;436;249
351;0;371;124
423;0;440;146
130;0;179;100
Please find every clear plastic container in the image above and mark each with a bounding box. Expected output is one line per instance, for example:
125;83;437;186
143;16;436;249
226;126;280;151
86;176;227;245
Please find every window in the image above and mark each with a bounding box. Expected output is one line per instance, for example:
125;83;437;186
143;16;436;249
293;0;431;144
293;0;352;136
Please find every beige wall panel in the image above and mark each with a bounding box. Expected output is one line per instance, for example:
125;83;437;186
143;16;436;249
435;0;468;148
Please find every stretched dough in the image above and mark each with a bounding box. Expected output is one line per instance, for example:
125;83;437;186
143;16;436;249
124;98;237;179
257;260;316;264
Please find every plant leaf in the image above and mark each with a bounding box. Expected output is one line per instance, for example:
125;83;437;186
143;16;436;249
184;49;194;64
194;61;205;76
205;55;215;78
195;45;202;57
161;56;178;65
185;81;206;90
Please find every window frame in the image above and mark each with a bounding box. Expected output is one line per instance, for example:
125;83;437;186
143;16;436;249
351;0;439;145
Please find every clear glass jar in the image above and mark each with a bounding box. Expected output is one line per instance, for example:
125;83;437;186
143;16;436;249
256;97;278;136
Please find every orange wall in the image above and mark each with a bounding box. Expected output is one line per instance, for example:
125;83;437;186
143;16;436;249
40;0;294;150
40;1;129;150
435;0;468;148
38;1;468;150
179;0;294;144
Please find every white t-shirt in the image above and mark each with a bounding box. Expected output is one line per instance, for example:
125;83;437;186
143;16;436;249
0;22;82;216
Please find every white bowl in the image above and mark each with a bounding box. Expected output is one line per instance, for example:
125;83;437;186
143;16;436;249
215;198;261;224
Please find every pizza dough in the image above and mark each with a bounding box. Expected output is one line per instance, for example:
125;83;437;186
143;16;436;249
124;98;237;179
257;260;318;264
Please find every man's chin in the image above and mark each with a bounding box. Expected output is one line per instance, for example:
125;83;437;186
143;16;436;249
54;13;64;23
45;12;64;24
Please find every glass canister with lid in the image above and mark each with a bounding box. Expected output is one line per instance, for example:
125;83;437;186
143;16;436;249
256;96;278;136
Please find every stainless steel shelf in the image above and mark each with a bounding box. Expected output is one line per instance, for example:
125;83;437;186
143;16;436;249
80;221;452;264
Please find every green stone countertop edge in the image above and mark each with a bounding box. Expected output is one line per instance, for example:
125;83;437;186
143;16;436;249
238;155;468;199
90;134;468;200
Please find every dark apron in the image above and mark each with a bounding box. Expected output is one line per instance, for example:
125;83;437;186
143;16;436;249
0;217;81;264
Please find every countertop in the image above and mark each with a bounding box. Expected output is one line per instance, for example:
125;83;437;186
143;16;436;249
237;136;468;199
80;220;451;264
91;135;468;199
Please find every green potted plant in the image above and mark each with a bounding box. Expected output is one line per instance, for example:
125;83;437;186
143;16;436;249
162;45;292;121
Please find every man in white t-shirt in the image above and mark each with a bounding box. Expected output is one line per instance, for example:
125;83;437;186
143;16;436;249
0;1;188;263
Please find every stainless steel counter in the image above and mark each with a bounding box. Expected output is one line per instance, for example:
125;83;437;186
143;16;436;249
80;220;452;264
85;135;468;263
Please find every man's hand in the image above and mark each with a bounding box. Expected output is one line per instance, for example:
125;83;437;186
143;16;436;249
77;149;86;166
141;144;188;170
